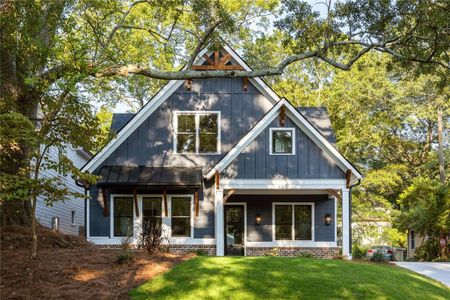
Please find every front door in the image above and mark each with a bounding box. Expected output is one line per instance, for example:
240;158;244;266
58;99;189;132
224;205;244;256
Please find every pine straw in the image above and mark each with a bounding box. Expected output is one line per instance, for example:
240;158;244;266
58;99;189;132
0;226;192;299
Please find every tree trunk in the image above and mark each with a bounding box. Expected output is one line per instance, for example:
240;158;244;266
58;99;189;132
437;107;446;184
31;194;38;259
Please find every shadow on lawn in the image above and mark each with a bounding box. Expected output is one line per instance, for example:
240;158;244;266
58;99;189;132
130;257;450;300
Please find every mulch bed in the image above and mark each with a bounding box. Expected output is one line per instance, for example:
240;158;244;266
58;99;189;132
0;225;192;299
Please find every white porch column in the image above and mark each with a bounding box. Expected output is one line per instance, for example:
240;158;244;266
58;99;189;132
215;188;224;256
342;188;351;259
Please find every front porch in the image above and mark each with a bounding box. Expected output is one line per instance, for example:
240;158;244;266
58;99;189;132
214;179;352;258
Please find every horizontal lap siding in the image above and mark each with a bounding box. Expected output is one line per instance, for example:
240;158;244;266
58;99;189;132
224;117;345;179
36;147;88;235
228;194;335;242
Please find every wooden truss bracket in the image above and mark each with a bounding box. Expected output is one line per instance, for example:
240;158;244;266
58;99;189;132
191;50;244;71
280;105;286;127
163;190;168;217
194;190;199;217
243;77;249;91
215;170;220;190
346;169;352;188
186;79;192;91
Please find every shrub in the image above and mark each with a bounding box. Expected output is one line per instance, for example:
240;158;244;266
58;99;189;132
370;252;386;263
297;253;314;258
352;244;368;260
194;250;208;256
115;251;134;264
414;238;446;261
138;221;169;254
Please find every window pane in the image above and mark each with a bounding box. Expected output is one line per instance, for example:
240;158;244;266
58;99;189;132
199;134;217;153
177;133;196;153
114;197;133;236
272;130;293;153
295;205;312;240
171;217;191;236
143;197;162;231
275;205;292;240
172;197;191;216
177;115;195;133
199;114;218;133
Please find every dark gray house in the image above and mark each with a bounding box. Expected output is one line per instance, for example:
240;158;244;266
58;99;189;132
81;44;362;258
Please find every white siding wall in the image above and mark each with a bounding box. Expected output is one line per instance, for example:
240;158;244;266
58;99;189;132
35;146;89;235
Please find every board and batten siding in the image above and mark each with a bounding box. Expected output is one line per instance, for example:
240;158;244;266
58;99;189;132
223;116;345;179
36;146;89;235
228;194;336;242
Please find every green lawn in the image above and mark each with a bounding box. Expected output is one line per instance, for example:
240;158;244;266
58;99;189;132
130;257;450;300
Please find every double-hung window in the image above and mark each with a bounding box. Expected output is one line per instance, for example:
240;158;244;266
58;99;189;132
142;197;162;233
174;112;220;154
113;197;134;237
270;128;295;155
274;204;313;241
171;197;192;237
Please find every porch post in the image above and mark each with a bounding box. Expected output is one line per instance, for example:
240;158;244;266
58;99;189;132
215;188;224;256
342;188;351;259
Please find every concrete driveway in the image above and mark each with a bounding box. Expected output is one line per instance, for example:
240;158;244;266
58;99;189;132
395;262;450;287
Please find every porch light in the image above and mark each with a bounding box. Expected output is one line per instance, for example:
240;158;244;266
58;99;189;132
255;214;262;225
325;214;332;226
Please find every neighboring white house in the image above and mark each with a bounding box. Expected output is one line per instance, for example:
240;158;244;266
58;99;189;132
35;146;91;235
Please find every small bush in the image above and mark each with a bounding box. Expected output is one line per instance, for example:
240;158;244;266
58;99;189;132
115;251;134;264
265;248;280;256
297;253;314;258
352;244;368;260
370;252;386;263
194;250;208;256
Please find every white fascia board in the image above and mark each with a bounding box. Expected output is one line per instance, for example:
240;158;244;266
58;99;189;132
82;48;212;173
205;100;284;178
81;79;184;172
222;44;280;104
282;100;362;179
220;179;347;190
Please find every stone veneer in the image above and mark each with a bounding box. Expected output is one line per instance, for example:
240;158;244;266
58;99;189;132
246;247;339;258
169;244;217;256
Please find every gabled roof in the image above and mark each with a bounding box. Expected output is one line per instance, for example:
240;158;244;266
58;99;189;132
205;98;362;182
81;43;281;173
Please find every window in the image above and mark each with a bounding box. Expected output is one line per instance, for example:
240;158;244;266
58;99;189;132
175;112;219;154
171;197;191;237
71;210;75;225
410;230;415;249
142;197;162;233
270;128;295;155
274;204;313;241
113;197;134;237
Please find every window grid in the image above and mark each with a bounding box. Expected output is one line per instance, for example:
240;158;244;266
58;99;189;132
274;203;313;241
174;111;220;155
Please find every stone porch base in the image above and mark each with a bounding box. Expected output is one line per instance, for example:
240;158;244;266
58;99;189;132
168;244;216;256
246;247;339;258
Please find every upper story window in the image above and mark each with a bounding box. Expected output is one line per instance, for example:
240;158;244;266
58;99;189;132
269;128;295;155
174;112;220;154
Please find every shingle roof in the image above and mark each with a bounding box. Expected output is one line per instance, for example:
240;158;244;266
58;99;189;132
296;107;336;145
110;107;336;144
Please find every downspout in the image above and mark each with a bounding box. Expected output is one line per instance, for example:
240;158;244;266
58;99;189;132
348;178;361;255
75;178;89;238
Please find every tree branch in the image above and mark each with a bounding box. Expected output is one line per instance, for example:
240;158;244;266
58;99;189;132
185;21;222;69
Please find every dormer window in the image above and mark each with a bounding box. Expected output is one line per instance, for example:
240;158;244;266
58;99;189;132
270;128;295;155
174;111;220;154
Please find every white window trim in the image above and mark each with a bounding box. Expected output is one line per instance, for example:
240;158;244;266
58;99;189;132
272;202;315;242
224;202;247;256
173;111;221;155
269;127;296;155
169;194;194;239
71;210;76;226
110;194;136;239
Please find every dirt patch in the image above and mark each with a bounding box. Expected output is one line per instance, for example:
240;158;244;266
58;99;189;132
0;226;192;299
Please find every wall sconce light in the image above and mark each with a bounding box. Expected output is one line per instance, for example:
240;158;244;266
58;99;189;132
255;214;261;225
325;214;332;226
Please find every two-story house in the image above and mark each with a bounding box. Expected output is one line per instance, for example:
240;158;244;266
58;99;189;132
81;44;362;258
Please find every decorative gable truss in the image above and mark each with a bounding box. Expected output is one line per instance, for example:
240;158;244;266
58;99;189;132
81;44;280;173
205;98;362;184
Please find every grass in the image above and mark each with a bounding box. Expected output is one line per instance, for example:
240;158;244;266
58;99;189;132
130;257;450;300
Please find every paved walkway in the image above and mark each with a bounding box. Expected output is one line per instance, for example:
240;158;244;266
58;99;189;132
395;262;450;287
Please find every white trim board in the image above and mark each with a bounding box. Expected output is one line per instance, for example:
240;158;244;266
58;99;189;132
219;179;347;190
205;98;362;181
81;44;279;173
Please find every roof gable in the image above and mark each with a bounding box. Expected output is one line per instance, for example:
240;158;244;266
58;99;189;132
205;98;362;182
81;44;280;173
